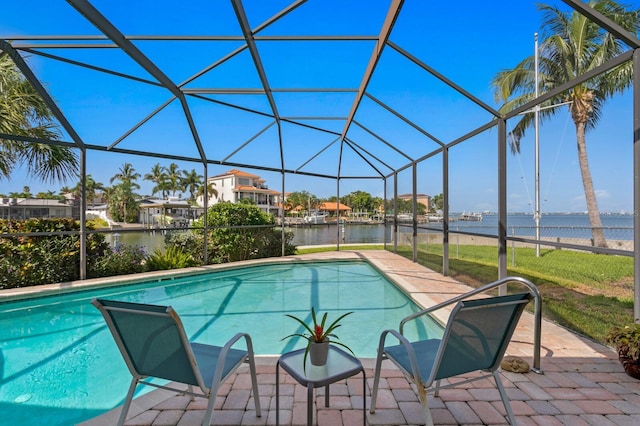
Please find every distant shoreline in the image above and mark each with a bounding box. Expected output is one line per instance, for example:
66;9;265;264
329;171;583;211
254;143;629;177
402;231;634;252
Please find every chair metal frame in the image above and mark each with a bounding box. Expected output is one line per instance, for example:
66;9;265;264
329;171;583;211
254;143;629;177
369;290;534;426
92;298;261;426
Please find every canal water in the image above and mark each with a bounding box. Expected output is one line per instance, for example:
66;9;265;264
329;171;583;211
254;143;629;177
107;213;633;252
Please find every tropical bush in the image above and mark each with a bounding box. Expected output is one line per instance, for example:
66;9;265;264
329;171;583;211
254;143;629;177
146;246;198;271
164;230;205;262
0;218;109;288
194;202;296;263
87;243;147;278
0;204;296;288
87;217;109;229
607;324;640;362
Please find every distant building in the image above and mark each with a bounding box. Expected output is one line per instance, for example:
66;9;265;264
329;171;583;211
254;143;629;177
316;201;352;216
398;193;431;210
0;197;75;220
202;169;281;216
138;197;203;227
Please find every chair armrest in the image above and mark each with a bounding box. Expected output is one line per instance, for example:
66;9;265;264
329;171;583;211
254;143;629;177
399;300;459;333
399;276;540;334
209;332;254;389
224;332;256;355
377;329;423;384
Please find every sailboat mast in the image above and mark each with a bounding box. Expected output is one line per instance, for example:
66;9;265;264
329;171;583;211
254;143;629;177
534;33;541;257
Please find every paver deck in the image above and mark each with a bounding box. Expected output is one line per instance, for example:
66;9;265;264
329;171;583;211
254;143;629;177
82;250;640;426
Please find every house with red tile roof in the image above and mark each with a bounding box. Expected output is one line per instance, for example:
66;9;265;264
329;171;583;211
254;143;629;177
202;169;281;216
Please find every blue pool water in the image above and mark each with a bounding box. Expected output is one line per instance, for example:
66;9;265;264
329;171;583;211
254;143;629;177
0;260;442;425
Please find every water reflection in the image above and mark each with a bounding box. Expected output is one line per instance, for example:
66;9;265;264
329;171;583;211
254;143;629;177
103;224;391;252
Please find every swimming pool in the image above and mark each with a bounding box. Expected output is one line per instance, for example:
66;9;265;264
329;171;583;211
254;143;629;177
0;260;443;425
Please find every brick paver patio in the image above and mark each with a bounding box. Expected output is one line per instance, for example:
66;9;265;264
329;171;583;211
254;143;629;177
82;251;640;426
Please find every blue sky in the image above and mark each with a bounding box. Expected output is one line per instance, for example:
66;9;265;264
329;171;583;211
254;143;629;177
0;0;636;213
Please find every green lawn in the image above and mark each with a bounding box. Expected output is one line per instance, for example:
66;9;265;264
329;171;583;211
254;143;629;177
296;244;634;345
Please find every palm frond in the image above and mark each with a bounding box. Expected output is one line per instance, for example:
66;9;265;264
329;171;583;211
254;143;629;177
21;143;79;183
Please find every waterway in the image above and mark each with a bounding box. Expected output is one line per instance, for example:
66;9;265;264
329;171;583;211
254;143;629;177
107;213;634;252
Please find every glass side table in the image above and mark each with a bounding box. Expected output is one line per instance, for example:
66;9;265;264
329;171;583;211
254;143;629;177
276;345;366;426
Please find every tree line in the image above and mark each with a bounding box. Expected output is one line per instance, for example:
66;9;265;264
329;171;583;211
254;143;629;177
0;162;217;223
2;166;444;222
285;189;444;216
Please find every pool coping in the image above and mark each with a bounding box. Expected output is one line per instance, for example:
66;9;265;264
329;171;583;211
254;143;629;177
0;250;375;303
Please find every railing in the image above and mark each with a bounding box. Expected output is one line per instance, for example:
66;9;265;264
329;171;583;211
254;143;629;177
403;223;634;256
399;276;543;373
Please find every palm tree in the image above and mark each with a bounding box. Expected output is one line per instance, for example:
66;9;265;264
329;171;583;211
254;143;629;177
102;185;115;206
143;163;167;198
35;190;60;199
110;163;141;190
109;163;141;222
163;163;183;197
196;181;218;202
431;193;443;212
182;168;203;203
491;0;639;248
372;196;384;215
0;53;78;183
73;174;105;206
58;185;72;195
286;190;317;211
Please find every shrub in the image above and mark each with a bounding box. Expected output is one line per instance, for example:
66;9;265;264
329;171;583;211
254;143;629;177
88;243;147;278
164;230;205;263
0;218;109;288
86;218;109;229
146;246;198;271
195;202;296;263
606;324;640;362
258;228;296;258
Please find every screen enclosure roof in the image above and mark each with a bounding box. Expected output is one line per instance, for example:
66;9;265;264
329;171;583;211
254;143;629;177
1;0;638;184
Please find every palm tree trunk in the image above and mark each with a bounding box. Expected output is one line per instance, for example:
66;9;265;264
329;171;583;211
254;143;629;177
575;121;607;248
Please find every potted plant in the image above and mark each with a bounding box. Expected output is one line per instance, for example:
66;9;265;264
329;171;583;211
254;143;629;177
605;324;640;379
282;307;354;370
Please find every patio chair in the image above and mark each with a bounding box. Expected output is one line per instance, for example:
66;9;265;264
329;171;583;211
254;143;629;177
92;298;261;426
370;292;533;426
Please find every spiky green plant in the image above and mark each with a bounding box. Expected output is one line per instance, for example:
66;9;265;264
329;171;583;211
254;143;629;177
282;307;354;372
146;246;197;271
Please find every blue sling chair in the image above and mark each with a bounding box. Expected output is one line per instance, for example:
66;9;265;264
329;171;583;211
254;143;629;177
92;299;261;426
370;292;533;426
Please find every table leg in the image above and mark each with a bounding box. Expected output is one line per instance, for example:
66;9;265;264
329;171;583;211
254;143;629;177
276;361;280;426
325;384;329;407
307;384;313;426
362;368;367;426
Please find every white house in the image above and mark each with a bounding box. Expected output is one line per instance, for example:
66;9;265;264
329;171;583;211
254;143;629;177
201;169;281;216
138;197;202;228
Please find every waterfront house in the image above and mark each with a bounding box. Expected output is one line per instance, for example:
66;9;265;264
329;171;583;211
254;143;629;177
202;169;281;216
0;197;75;220
315;201;352;221
398;193;431;210
138;197;202;228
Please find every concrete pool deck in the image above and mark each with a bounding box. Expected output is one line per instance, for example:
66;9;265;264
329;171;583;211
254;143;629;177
82;250;640;426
